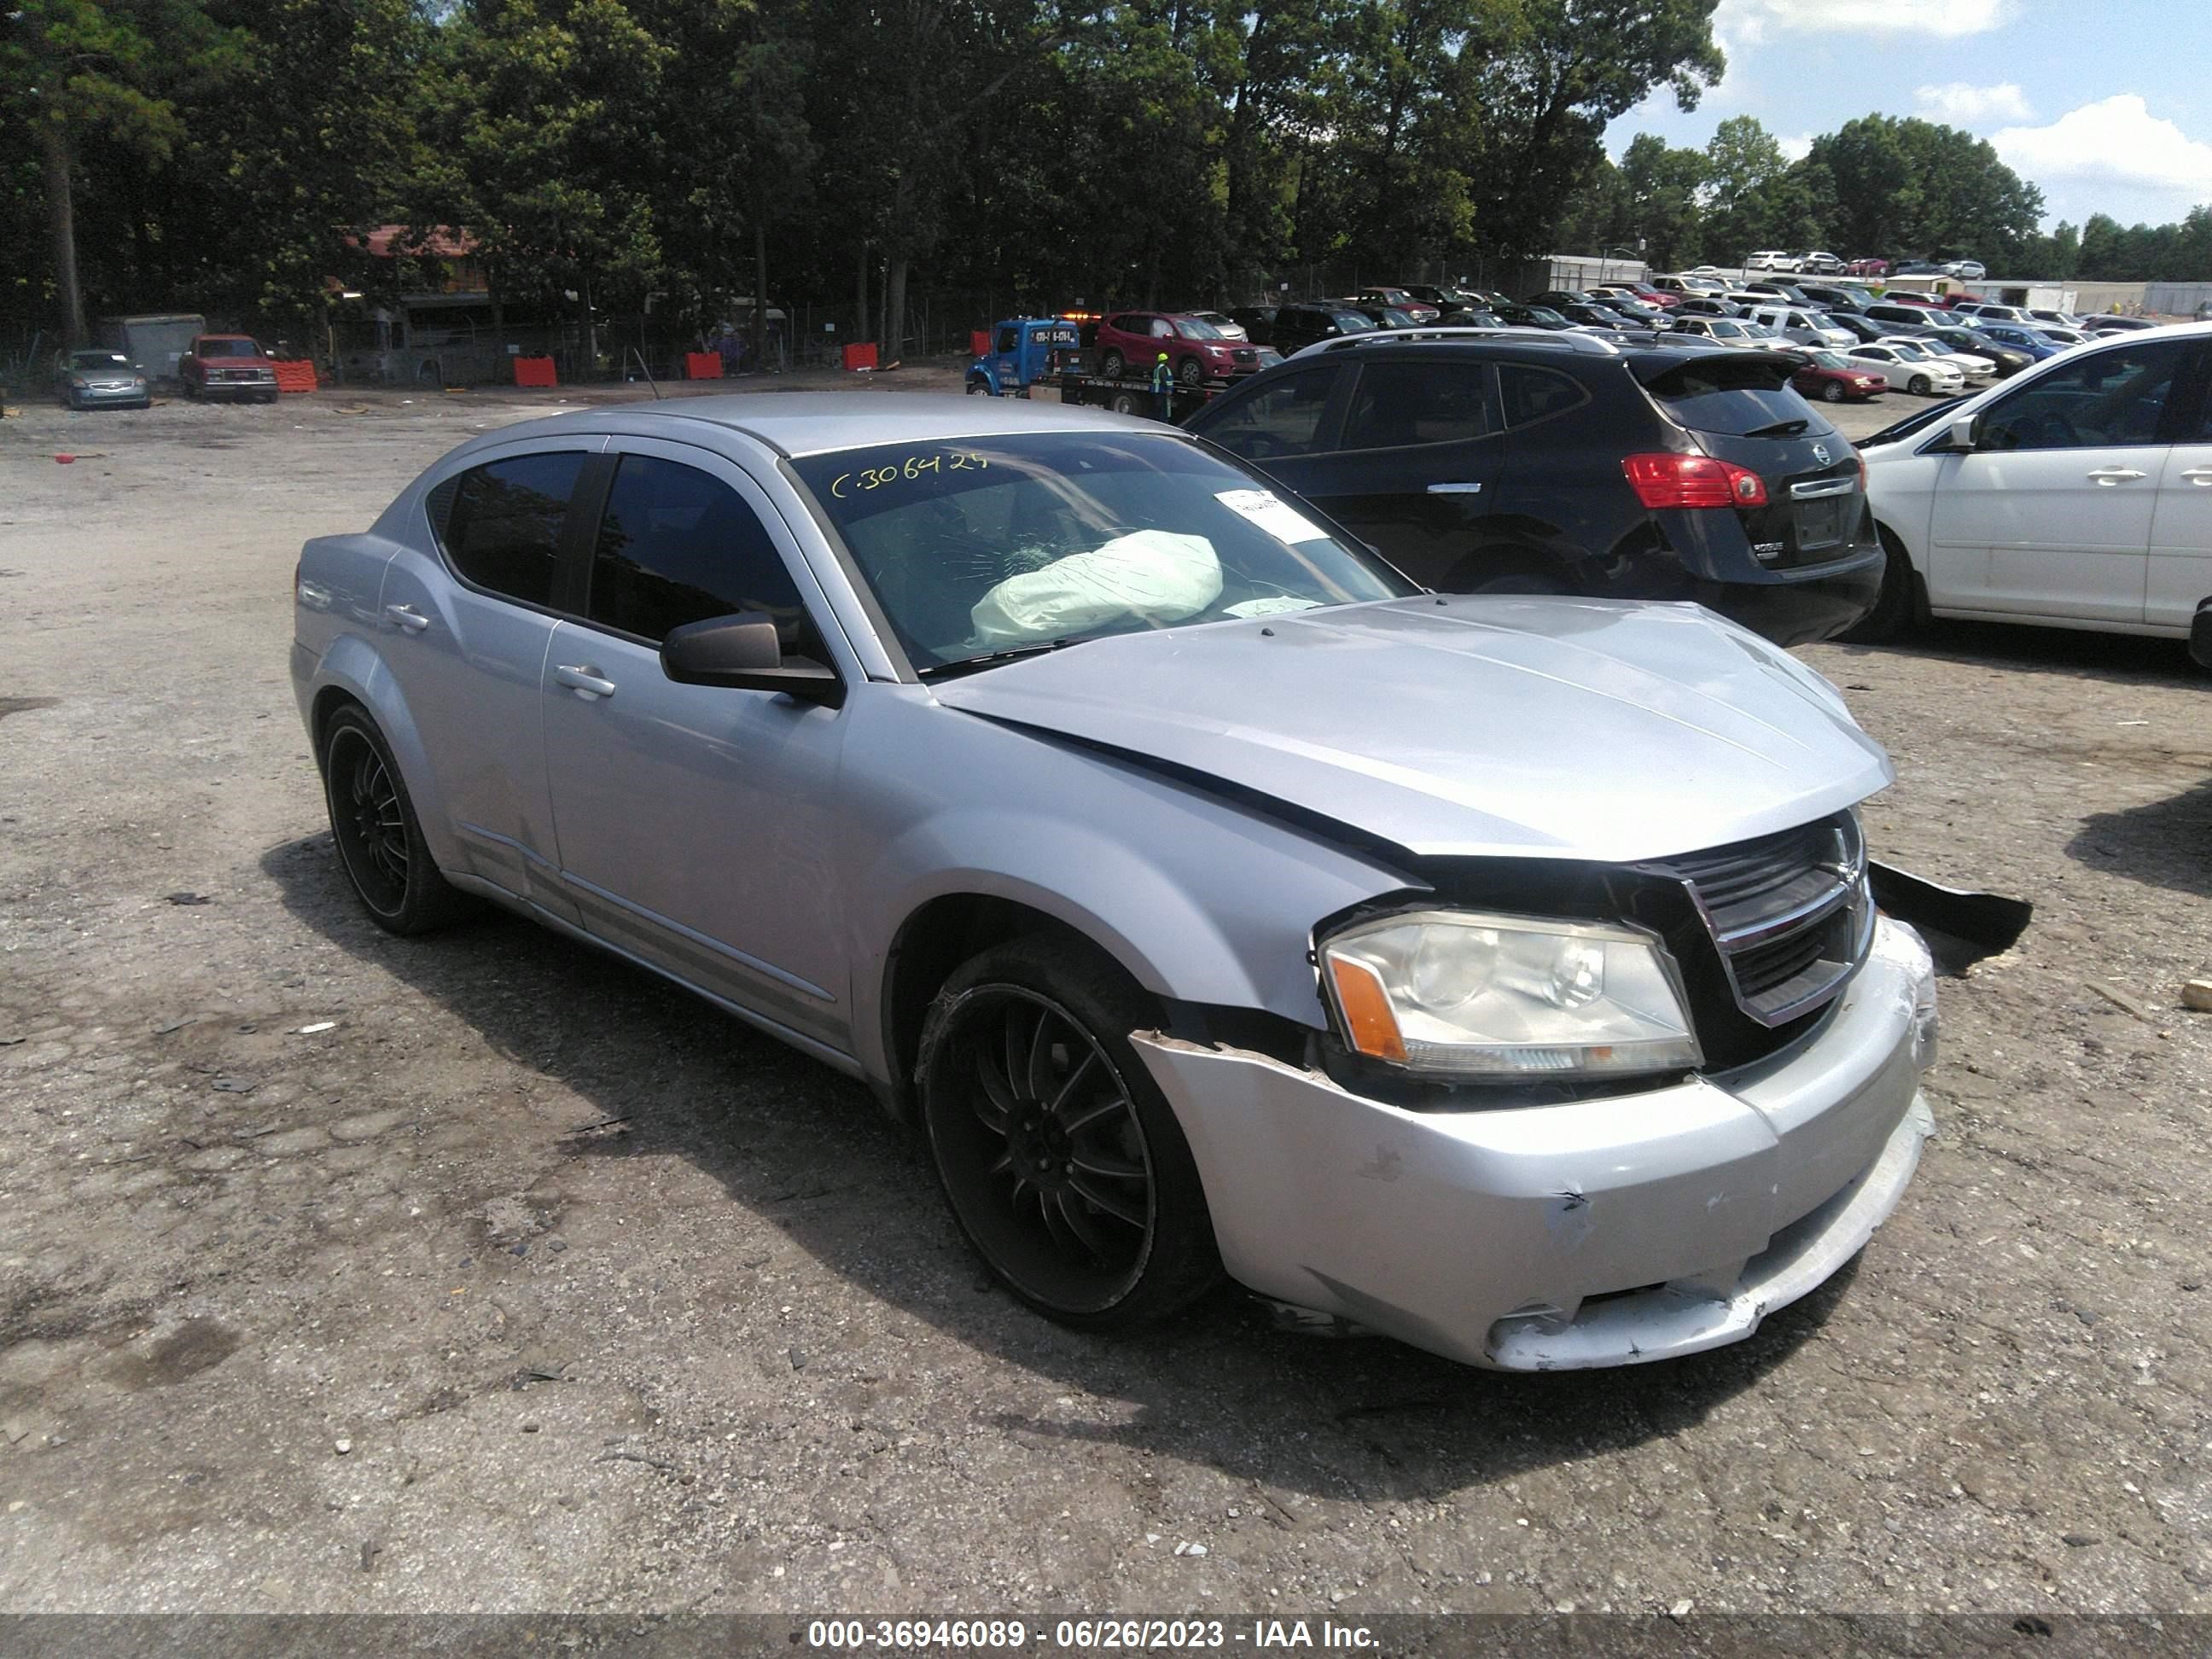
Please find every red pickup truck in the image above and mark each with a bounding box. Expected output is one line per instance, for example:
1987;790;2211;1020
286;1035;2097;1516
179;335;280;403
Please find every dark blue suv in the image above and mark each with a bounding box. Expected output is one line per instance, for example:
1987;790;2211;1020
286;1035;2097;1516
1182;332;1883;647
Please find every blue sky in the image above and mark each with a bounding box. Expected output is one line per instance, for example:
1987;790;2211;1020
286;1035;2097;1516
1604;0;2212;230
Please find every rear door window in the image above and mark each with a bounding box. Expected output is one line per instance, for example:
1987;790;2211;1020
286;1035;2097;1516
586;453;809;644
1498;364;1590;429
436;451;587;608
1342;360;1495;449
1202;366;1342;458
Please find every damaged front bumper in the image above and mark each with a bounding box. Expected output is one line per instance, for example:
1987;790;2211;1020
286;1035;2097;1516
1133;917;1939;1371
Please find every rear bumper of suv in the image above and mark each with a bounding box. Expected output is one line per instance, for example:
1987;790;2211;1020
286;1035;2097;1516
1133;917;1937;1371
1685;543;1885;647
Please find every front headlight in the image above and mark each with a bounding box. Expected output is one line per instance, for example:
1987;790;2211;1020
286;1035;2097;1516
1319;911;1703;1080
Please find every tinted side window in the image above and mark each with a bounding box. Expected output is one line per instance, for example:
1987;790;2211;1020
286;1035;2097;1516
1499;365;1589;429
439;451;585;607
588;455;807;645
1342;360;1495;449
996;327;1018;352
1202;368;1339;458
1979;342;2187;451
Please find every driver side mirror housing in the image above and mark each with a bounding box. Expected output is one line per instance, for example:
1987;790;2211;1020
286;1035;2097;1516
661;612;845;707
1942;416;1978;452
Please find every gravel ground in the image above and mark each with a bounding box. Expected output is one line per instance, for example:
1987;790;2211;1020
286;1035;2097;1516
1;371;2208;1620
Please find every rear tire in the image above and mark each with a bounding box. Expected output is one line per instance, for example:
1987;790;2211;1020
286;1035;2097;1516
1838;527;1920;643
1098;348;1125;380
1109;390;1140;416
917;934;1222;1330
319;705;478;935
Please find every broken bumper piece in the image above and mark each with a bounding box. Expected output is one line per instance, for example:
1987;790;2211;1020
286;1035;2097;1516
1132;917;1937;1371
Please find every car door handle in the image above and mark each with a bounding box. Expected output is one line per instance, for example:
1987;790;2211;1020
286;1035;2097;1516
383;602;430;632
1425;481;1484;494
2182;467;2212;486
554;664;617;699
2087;467;2147;484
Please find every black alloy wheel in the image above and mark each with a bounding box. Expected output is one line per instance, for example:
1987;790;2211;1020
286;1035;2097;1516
918;937;1220;1328
320;705;474;934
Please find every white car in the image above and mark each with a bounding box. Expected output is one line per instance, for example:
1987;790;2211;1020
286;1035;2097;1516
1674;316;1793;349
1747;250;1795;271
1943;260;1987;281
1854;321;2212;640
1885;335;1996;383
1845;340;1967;396
1797;250;1846;275
1744;304;1854;348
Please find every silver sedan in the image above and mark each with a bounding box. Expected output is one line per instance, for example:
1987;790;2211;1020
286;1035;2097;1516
55;347;152;410
292;395;1942;1370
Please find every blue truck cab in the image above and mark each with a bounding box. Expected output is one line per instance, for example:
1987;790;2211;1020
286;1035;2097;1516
967;317;1084;397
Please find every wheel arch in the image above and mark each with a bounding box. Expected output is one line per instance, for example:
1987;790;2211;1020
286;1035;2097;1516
304;634;462;872
878;894;1114;1121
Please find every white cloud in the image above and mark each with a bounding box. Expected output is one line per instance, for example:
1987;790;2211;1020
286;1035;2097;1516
1994;96;2212;221
1778;133;1813;163
1718;0;2010;44
1915;81;2033;124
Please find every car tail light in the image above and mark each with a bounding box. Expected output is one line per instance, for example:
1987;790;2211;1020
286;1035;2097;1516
1621;452;1770;509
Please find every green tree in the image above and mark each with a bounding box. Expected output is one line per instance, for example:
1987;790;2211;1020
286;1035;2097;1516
1615;131;1704;269
1807;114;2040;265
3;0;243;341
1458;0;1725;268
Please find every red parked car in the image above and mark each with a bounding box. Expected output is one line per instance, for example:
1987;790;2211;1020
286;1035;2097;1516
1844;258;1889;278
178;334;279;403
1091;311;1263;386
1939;293;1990;310
1596;281;1680;310
1787;349;1888;404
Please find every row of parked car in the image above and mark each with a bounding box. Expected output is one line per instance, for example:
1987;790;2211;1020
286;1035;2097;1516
53;333;281;409
1743;253;1987;282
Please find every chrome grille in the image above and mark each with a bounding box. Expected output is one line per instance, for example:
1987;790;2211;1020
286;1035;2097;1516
1645;812;1871;1026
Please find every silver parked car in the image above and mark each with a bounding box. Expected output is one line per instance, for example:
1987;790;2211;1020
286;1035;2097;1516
54;346;152;410
292;395;1944;1371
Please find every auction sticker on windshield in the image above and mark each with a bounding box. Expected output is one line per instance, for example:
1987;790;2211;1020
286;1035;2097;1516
1214;487;1328;544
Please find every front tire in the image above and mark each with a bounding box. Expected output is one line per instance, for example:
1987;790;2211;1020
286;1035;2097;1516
1823;381;1847;403
917;935;1221;1330
1909;375;1930;395
1176;356;1203;387
319;705;476;934
966;376;992;397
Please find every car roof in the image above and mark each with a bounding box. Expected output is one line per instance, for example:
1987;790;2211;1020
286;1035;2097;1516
466;392;1168;459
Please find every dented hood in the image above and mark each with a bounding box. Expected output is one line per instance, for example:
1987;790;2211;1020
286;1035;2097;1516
930;597;1892;862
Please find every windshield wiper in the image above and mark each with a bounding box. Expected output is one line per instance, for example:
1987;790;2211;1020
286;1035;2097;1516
1743;416;1811;439
915;637;1092;680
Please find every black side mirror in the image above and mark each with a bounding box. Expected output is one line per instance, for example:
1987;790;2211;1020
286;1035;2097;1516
661;612;844;707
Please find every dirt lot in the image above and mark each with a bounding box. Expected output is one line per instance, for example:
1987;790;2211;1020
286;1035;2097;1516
2;370;2209;1620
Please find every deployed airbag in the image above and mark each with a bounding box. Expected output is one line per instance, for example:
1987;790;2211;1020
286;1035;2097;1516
970;531;1222;645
